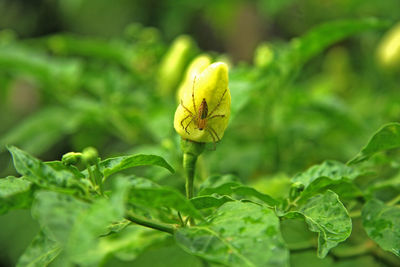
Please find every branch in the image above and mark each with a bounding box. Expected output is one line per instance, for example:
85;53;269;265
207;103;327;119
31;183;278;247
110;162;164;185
125;211;176;234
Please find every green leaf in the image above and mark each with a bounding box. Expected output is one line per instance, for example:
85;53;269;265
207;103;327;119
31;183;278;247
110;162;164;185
16;231;61;267
175;201;289;267
128;177;202;220
233;186;280;206
99;154;175;178
284;190;352;258
362;199;400;256
32;179;132;265
198;174;241;192
198;181;241;196
32;191;90;244
190;195;234;209
288;18;389;67
292;160;363;188
349;123;400;164
0;176;33;215
231;18;388;120
199;175;279;207
101;225;168;262
101;219;131;237
7;146;75;189
299;176;363;202
45;161;85;179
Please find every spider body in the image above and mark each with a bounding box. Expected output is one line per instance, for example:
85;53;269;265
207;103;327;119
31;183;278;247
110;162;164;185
179;76;227;147
197;98;208;130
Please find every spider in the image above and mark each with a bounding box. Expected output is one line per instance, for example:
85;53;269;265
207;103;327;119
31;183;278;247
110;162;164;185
180;76;227;147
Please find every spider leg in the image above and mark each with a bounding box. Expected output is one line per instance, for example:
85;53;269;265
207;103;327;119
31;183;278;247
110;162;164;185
192;76;197;115
208;88;227;117
207;114;225;121
180;114;191;129
184;117;195;134
208;125;221;141
205;128;217;150
180;100;193;115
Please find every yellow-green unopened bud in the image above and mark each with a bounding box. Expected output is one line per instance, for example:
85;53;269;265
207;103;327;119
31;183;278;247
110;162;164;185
174;62;231;143
62;152;82;166
377;22;400;70
254;43;274;68
158;35;195;95
177;54;212;102
82;147;98;165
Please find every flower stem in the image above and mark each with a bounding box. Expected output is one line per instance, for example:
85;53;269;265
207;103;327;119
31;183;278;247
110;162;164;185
125;211;176;234
180;139;205;225
184;152;197;199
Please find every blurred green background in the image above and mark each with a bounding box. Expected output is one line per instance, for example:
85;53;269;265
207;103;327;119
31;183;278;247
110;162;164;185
1;0;400;266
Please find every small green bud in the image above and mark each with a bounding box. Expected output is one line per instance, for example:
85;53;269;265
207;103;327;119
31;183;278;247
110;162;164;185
253;43;274;68
62;152;82;166
82;147;99;165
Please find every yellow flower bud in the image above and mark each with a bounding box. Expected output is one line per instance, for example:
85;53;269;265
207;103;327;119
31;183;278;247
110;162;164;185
377;22;400;70
158;35;195;95
176;54;212;102
174;62;231;143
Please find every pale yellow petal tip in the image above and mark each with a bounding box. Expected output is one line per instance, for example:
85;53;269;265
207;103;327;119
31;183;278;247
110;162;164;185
209;62;228;78
174;61;231;144
377;22;400;69
176;54;212;101
158;35;195;95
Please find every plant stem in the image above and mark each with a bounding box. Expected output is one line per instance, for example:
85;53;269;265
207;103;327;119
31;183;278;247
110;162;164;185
87;165;96;188
183;152;198;226
349;210;361;218
94;160;104;195
183;152;197;199
180;139;205;226
387;194;400;206
125;211;176;234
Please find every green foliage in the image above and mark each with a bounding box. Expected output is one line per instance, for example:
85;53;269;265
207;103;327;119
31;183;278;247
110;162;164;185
16;231;61;267
362;199;400;256
1;11;400;267
127;176;203;220
175;201;289;267
284;190;352;258
293;160;363;188
292;160;364;201
288;18;389;67
100;154;175;179
198;176;279;207
0;176;32;215
349;123;400;164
